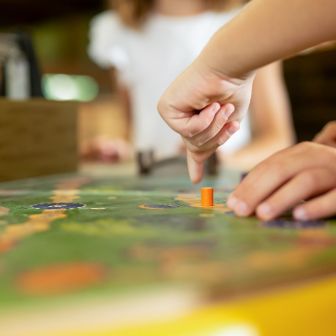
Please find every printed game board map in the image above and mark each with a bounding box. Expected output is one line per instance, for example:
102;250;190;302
0;171;336;334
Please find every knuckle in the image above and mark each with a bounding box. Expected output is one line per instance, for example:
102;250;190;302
217;134;228;146
195;139;204;148
189;135;206;148
188;143;202;154
325;190;336;208
192;138;206;148
326;121;336;130
294;141;317;155
298;141;312;150
215;127;233;147
181;125;195;139
157;100;166;117
299;171;320;190
157;100;162;113
265;161;286;178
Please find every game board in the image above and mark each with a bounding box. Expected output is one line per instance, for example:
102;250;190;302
1;170;336;336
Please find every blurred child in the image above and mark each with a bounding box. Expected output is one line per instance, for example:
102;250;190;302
88;0;294;167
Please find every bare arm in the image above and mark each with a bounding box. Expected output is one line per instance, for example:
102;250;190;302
200;0;336;77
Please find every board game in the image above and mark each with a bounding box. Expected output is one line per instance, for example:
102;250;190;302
1;167;336;336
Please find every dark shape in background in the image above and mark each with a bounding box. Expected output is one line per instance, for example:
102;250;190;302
17;32;43;96
0;0;103;27
0;0;110;93
0;32;43;97
284;48;336;142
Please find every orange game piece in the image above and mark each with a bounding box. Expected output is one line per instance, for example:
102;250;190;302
201;187;214;207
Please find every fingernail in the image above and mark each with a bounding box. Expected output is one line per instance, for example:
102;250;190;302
189;170;200;184
224;104;234;118
257;203;273;219
227;128;236;135
235;200;249;216
294;207;308;221
212;102;221;113
188;157;203;185
227;122;239;135
227;195;237;209
227;104;235;114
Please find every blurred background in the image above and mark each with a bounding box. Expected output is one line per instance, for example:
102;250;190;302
0;0;335;178
0;0;129;177
0;0;111;94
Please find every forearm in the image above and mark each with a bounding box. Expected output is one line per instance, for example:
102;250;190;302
224;134;292;170
199;0;336;77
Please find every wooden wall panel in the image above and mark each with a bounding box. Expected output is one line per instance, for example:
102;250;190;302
0;99;78;181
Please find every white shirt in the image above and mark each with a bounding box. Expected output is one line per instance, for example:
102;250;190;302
88;10;251;159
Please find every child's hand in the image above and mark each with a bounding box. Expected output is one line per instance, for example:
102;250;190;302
81;137;131;163
228;142;336;221
314;121;336;148
158;60;254;183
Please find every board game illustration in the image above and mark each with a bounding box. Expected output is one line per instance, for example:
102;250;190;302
0;171;336;335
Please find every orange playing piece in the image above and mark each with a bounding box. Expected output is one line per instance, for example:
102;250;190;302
201;187;214;207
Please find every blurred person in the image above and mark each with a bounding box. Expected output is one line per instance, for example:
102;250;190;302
158;0;336;220
88;0;294;166
81;136;131;163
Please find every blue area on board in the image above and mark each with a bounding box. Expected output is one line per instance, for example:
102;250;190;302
263;219;325;228
143;203;180;209
31;203;85;210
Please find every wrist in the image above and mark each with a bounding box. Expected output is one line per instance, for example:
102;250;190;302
195;48;255;86
196;24;257;81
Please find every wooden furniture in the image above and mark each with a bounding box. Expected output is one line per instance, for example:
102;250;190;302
0;99;78;181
